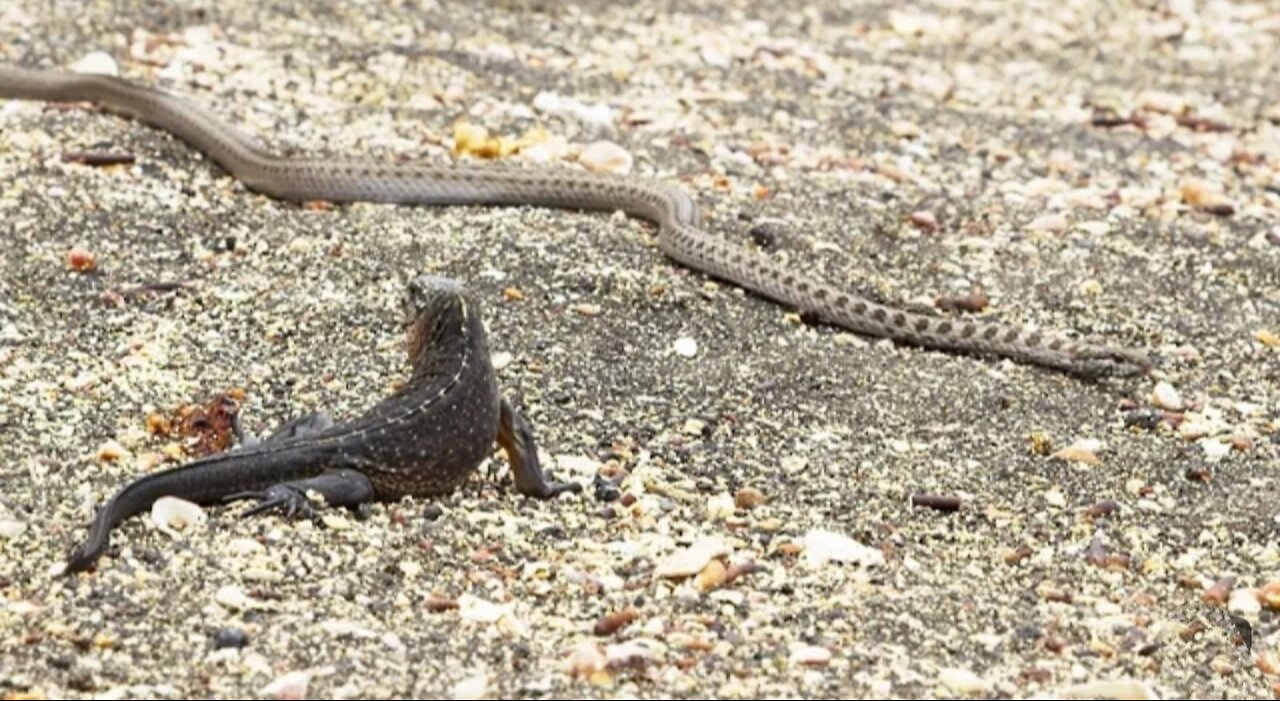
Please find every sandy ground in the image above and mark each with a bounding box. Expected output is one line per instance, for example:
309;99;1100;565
1;1;1278;698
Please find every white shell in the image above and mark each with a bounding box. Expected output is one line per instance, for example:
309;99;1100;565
655;537;727;578
578;141;633;175
70;51;120;77
260;670;311;699
800;529;885;569
151;496;206;534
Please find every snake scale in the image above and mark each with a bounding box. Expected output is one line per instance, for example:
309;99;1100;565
0;63;1150;377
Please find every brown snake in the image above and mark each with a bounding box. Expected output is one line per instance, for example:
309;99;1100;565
0;63;1150;377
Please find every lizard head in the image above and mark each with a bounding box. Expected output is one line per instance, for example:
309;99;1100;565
402;275;476;362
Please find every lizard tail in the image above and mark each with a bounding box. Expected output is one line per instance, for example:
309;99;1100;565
65;450;325;574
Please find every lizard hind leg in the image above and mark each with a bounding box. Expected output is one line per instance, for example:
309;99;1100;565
498;399;582;499
225;468;374;519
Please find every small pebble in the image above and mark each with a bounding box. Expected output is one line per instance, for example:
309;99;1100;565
789;644;832;667
656;537;727;578
1027;213;1069;234
748;220;787;247
453;122;502;158
780;455;808;473
1051;439;1102;465
458;594;515;625
532;91;614;129
565;640;607;679
1055;679;1159;699
1201;440;1231;461
593;475;621;502
1210;653;1236;676
1256;650;1279;675
151;497;206;533
724;560;761;587
70;51;119;76
890;120;921;138
260;670;310;700
1123;409;1162;431
287;236;314;254
593;608;640;636
911;493;962;512
1228;588;1262;617
908;210;940;233
706;492;735;520
605;640;657;670
800;529;884;569
673;336;698;358
938;667;991;694
1178;418;1213;440
215;585;252;612
212;628;250;649
578;141;632;174
1203;576;1235;605
0;519;28;539
399;560;422;578
1085;500;1121;520
1075;220;1111;236
934;292;988;313
424;596;459;613
1180;180;1235;216
451;673;489;700
695;559;729;592
1079;278;1104;296
97;440;129;462
734;487;767;510
1258;580;1280;610
1150;381;1184;411
66;247;97;272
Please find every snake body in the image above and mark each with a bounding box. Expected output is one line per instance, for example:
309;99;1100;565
0;63;1149;377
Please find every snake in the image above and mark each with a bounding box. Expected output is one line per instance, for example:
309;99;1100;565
0;63;1151;377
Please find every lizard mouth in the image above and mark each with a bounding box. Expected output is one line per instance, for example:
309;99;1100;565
403;275;465;320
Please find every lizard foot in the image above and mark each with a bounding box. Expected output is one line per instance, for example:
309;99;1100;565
229;484;321;520
498;399;583;499
224;469;375;519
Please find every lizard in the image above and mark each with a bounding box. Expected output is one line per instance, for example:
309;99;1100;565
62;276;581;574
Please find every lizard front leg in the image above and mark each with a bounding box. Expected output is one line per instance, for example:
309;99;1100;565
498;398;582;499
233;410;335;448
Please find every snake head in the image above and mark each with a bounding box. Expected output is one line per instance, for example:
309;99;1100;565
1069;345;1154;378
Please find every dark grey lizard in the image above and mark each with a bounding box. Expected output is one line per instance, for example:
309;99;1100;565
64;275;580;574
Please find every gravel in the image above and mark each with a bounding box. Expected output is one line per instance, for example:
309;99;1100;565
1;1;1278;698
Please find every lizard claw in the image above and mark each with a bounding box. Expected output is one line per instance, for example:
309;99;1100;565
229;486;319;520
